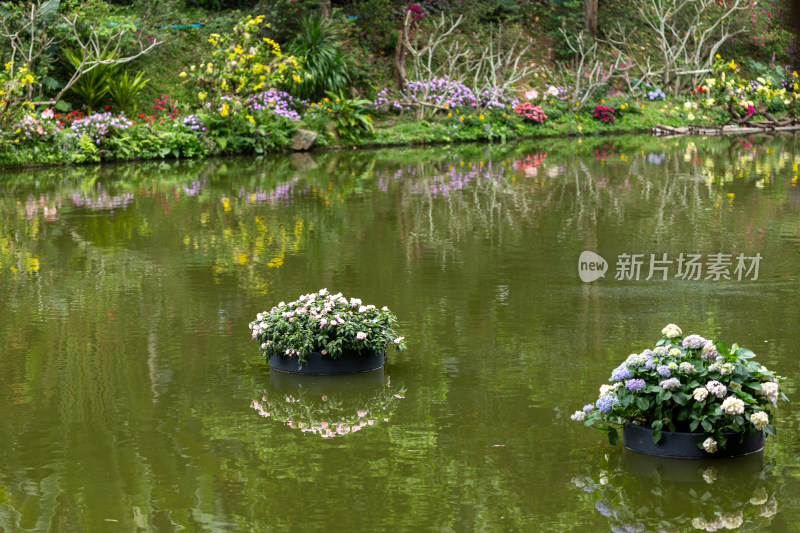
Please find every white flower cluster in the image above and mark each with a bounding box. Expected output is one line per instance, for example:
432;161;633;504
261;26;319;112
721;396;745;415
703;437;718;453
661;323;682;338
705;380;727;398
750;411;769;430
759;382;780;404
692;387;709;402
679;362;696;374
570;411;586;422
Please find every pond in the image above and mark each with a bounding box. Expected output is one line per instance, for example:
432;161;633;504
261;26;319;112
1;133;799;531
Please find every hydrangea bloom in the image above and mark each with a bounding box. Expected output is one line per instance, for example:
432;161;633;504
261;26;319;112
625;353;648;366
682;334;707;349
625;379;646;391
652;346;669;358
703;437;718;453
721;396;745;415
750;411;769;430
596;393;619;413
656;365;671;378
668;348;682;358
610;363;631;381
760;382;779;404
679;362;696;374
662;323;682;338
645;359;656;370
706;380;727;398
701;340;719;359
693;387;709;401
583;404;595;413
571;410;587;422
659;378;681;390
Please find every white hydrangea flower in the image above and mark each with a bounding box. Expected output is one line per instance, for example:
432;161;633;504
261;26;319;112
703;437;718;453
721;396;745;415
693;387;709;402
662;323;682;338
759;382;779;404
705;380;727;398
679;362;695;374
750;411;769;430
570;410;586;422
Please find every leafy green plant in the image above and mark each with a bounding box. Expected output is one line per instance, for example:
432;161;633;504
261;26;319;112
107;71;150;113
63;48;120;112
281;15;352;101
305;91;374;142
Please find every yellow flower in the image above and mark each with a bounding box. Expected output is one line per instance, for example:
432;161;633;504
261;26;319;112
179;72;187;78
220;103;230;118
601;99;605;103
479;114;484;120
728;59;736;69
575;102;580;107
715;54;721;59
459;116;463;121
247;115;255;124
198;91;207;100
448;112;452;117
443;103;449;108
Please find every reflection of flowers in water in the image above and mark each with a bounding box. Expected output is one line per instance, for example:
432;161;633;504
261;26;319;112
69;190;135;211
251;378;405;438
572;452;781;532
237;177;301;206
514;151;548;177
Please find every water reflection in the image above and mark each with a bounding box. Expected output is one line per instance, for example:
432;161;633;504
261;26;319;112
573;451;784;531
251;371;405;438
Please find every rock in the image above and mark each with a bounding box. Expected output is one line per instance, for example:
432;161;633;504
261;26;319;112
290;152;318;171
291;128;317;151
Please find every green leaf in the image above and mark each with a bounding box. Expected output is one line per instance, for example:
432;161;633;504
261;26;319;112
636;397;651;411
689;419;700;432
764;424;777;437
736;347;757;359
607;428;619;446
652;429;662;443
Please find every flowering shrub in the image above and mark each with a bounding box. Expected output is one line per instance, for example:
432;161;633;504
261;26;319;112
182;14;303;103
513;102;547;124
8;111;60;145
249;289;407;368
0;61;37;127
592;105;615;124
246;90;302;121
373;77;518;116
573;325;787;453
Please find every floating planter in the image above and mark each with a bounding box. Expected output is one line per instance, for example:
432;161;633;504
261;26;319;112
249;289;406;375
573;324;788;458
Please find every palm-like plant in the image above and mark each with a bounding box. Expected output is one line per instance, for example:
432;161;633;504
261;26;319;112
63;48;119;112
107;71;150;113
282;16;352;101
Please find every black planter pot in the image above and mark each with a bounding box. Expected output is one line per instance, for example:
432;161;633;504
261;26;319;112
623;424;764;459
268;349;385;375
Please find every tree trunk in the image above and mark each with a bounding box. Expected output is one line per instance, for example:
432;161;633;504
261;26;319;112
392;22;407;90
584;0;598;37
319;0;331;20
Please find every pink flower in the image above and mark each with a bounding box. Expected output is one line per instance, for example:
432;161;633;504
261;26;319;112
356;331;367;340
357;409;368;417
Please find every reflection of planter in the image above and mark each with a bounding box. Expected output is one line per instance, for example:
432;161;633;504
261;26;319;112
251;371;405;438
270;368;385;395
621;448;764;482
623;424;764;459
269;349;384;375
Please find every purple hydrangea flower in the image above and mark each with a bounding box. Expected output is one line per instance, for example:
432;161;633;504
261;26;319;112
625;379;646;391
645;359;656;370
682;334;707;350
596;393;619;413
610;363;631;381
583;404;595;413
657;365;671;377
659;378;681;390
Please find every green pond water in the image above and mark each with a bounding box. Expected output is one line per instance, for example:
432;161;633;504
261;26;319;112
1;134;800;532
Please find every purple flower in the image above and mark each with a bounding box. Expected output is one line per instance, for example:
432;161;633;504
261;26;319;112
583;404;595;412
645;359;656;370
682;334;707;350
659;378;681;390
625;379;646;391
610;363;631;381
596;393;619;413
657;365;671;377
